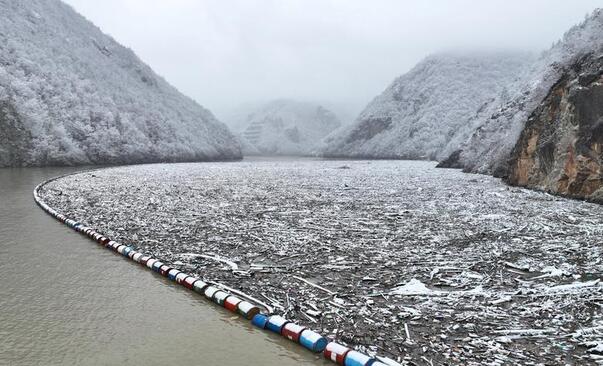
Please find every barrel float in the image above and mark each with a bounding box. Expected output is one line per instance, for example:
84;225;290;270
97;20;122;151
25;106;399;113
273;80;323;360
167;269;181;281
132;253;143;262
324;342;351;365
266;315;289;334
224;296;242;313
100;237;110;246
152;261;163;272
237;301;260;320
299;329;328;353
203;286;219;300
146;258;158;269
175;272;188;285
344;351;375;366
182;276;198;290
107;240;116;248
128;250;137;259
212;290;230;306
122;247;132;257
140;256;151;266
159;265;171;276
192;280;208;294
97;236;106;244
251;314;270;329
111;242;121;250
282;323;306;343
116;245;126;254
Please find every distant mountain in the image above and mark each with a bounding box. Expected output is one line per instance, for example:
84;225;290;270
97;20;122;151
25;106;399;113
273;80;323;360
442;9;603;177
240;100;341;156
0;0;240;167
321;52;534;160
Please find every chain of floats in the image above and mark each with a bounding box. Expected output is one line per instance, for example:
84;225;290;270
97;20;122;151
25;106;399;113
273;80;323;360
33;173;391;366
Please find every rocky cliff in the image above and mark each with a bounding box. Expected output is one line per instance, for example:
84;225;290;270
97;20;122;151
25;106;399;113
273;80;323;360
441;9;603;177
0;0;241;167
506;53;603;203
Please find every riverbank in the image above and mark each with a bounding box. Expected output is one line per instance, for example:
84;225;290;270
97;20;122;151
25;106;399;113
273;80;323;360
37;158;603;365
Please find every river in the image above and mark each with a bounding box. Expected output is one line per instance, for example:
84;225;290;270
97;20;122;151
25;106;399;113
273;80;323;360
0;167;328;365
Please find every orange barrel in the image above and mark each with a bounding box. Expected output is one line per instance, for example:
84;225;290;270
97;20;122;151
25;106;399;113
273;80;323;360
324;342;351;365
252;314;269;329
146;258;158;270
159;265;171;276
132;253;143;262
167;269;181;281
192;280;208;294
344;351;375;366
299;329;328;352
224;296;242;313
140;256;152;266
282;323;306;343
175;272;188;285
212;290;230;306
182;276;198;290
237;301;261;320
152;261;163;273
203;286;220;301
266;315;289;334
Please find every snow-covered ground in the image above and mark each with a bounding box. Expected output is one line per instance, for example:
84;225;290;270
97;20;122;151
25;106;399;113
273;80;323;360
39;159;603;365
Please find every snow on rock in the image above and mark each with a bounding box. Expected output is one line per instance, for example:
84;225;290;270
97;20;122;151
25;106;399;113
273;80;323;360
321;52;534;160
240;99;341;156
390;278;439;296
0;0;241;167
445;9;603;176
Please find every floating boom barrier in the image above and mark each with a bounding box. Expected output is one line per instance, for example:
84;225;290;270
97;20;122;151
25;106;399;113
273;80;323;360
33;173;391;366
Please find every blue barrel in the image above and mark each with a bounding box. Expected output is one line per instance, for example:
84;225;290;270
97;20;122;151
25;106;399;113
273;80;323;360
152;261;163;272
122;247;132;257
167;269;180;281
251;314;269;329
344;351;375;366
299;329;328;352
266;315;289;334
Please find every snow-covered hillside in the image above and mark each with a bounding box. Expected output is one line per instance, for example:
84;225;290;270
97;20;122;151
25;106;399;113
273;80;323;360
0;0;241;167
321;52;534;160
445;9;603;176
240;100;341;156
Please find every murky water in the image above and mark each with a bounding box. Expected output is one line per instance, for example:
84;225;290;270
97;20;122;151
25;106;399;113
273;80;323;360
0;167;328;366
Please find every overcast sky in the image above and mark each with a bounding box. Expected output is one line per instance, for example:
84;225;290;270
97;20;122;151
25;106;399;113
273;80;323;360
63;0;601;123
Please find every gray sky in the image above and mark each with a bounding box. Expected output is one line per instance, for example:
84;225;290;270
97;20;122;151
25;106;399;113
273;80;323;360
63;0;601;123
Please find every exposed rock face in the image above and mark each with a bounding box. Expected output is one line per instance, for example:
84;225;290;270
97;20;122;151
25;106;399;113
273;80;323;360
506;54;603;202
240;100;341;156
445;9;603;176
0;0;241;167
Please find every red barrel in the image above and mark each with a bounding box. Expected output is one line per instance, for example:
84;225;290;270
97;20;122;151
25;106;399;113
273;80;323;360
324;342;351;365
159;265;171;276
183;276;198;290
224;296;242;313
140;256;151;266
282;322;306;343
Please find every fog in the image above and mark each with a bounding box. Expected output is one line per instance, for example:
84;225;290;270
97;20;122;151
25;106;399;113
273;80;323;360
63;0;601;123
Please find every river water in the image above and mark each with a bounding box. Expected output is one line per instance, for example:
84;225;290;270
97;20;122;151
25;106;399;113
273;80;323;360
0;167;328;366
